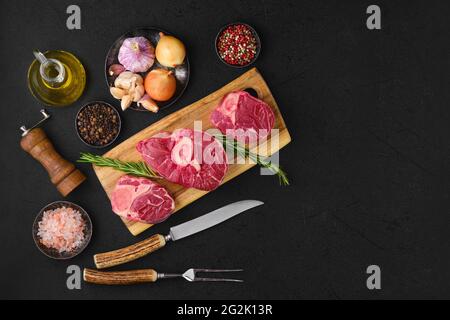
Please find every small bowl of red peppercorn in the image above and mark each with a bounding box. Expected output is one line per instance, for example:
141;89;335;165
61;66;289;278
215;22;261;68
75;101;122;148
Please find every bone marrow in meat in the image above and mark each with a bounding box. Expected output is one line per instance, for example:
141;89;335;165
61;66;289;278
137;129;228;191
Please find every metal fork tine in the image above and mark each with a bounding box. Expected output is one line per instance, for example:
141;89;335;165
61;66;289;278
182;268;244;282
189;269;244;282
194;277;244;283
194;269;244;273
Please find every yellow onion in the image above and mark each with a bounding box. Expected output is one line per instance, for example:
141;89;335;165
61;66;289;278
155;32;186;67
144;69;176;101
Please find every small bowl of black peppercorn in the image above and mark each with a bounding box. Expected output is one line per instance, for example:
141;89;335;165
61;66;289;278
75;101;122;148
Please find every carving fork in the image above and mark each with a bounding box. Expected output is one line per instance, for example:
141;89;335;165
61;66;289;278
84;268;243;285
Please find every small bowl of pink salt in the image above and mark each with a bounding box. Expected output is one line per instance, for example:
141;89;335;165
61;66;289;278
32;201;92;260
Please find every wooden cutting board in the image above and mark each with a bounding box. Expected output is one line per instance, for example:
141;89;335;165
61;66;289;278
93;68;292;236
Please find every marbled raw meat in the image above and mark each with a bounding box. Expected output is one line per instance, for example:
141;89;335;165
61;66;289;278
137;129;228;191
111;175;174;224
210;91;275;144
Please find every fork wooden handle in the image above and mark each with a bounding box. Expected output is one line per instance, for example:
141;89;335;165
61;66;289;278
93;234;166;269
84;268;158;285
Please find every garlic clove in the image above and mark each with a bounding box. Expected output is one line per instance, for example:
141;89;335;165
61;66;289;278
132;84;145;102
131;73;144;85
110;87;126;99
117;71;134;81
121;94;133;111
128;78;137;102
114;78;129;90
130;77;137;91
114;71;134;89
120;71;135;79
115;71;143;90
138;94;159;113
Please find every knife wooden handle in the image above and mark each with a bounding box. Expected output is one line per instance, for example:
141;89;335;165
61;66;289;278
93;234;166;269
84;268;157;285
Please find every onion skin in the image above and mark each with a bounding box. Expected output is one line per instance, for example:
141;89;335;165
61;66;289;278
155;32;186;67
144;69;176;101
108;64;126;77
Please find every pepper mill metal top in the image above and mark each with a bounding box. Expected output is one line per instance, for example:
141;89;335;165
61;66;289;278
20;109;51;137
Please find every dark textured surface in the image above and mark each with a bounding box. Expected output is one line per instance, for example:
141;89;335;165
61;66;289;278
1;0;449;299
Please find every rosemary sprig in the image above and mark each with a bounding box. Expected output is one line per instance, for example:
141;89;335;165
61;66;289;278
215;134;290;186
78;152;161;179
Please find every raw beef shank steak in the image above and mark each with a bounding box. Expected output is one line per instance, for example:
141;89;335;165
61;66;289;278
137;129;228;191
111;175;175;224
210;91;275;144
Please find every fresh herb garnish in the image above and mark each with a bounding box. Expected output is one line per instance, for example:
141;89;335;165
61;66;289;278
215;134;290;186
78;152;161;179
78;134;290;186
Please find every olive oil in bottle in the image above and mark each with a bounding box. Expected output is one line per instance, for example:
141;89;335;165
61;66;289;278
27;50;86;107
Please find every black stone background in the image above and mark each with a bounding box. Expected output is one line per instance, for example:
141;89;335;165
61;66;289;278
1;0;450;299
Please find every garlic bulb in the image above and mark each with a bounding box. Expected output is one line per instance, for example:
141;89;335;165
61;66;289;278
118;37;155;73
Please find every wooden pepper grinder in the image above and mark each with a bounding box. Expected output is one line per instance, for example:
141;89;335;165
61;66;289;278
20;109;86;197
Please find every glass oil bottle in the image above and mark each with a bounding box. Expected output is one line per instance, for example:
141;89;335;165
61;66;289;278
27;50;86;107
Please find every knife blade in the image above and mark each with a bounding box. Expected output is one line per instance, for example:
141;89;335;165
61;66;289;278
94;200;264;269
168;200;264;241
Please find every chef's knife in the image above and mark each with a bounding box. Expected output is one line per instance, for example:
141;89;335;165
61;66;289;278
94;200;264;269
